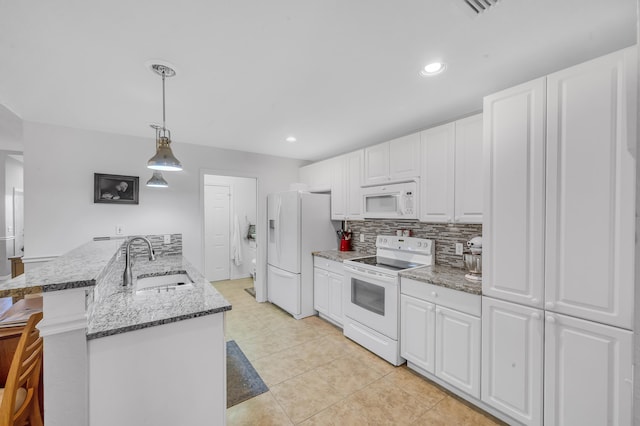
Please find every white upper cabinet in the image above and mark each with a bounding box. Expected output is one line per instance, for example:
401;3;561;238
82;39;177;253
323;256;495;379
544;313;633;426
363;143;389;186
331;150;364;221
482;79;546;308
454;114;483;223
419;122;455;223
363;133;420;186
330;155;346;219
419;114;483;224
345;150;364;219
545;48;636;329
299;158;333;192
388;133;421;181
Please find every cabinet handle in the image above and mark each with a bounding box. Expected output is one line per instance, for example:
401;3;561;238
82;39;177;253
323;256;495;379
531;312;541;320
545;302;554;309
431;291;438;298
546;315;556;324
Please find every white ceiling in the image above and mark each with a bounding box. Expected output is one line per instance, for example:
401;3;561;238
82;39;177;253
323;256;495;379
0;0;636;161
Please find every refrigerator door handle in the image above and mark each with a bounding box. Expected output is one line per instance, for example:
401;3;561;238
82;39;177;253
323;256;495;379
276;196;282;261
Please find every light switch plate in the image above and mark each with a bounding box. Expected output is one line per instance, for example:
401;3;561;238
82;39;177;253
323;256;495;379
115;225;124;235
360;233;365;243
455;243;464;255
164;234;171;244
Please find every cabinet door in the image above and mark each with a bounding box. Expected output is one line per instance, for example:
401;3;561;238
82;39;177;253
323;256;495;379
419;123;455;223
345;150;364;220
303;159;333;192
545;47;636;329
482;78;546;309
327;272;344;326
363;142;390;186
330;155;346;220
435;306;480;398
268;265;300;316
400;294;436;374
454;113;483;223
481;297;543;426
544;313;632;426
389;133;421;181
313;267;329;315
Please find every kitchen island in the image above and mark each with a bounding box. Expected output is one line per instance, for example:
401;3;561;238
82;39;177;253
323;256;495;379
0;235;231;426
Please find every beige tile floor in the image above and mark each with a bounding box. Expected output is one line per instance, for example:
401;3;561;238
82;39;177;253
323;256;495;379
214;278;505;426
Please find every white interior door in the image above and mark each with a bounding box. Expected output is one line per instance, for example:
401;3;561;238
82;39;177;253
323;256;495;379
13;188;23;257
204;185;230;282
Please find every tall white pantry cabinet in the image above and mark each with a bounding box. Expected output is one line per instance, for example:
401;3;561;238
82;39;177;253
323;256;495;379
482;46;636;426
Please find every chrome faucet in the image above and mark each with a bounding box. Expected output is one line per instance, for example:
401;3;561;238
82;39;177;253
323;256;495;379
122;236;156;286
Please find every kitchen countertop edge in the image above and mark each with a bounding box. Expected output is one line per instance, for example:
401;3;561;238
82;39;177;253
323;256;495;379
399;265;482;295
312;249;369;262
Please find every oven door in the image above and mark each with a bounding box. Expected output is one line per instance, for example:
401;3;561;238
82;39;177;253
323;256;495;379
343;264;399;339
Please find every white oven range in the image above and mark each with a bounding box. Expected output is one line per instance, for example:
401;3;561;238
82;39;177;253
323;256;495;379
343;235;434;366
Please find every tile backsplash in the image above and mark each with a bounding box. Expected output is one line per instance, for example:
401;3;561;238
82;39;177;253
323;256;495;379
123;233;183;258
345;220;482;269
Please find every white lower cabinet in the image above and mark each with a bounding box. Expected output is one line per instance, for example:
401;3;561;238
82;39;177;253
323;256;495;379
313;257;345;327
544;313;633;426
400;294;436;373
435;306;481;398
400;279;480;398
481;297;543;426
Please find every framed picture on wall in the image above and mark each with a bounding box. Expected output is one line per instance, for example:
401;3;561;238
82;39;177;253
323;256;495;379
94;173;139;204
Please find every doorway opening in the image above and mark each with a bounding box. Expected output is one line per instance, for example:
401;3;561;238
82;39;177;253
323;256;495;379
203;174;257;291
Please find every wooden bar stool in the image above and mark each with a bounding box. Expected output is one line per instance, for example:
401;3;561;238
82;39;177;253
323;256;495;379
0;312;43;426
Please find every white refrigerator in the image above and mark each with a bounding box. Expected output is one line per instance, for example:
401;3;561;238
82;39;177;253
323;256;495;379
267;191;338;319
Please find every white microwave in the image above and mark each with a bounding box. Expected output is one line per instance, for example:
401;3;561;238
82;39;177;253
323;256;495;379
362;181;418;219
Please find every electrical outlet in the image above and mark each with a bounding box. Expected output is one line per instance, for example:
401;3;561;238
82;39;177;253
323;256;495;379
164;234;171;244
115;225;124;235
455;243;464;255
360;233;365;243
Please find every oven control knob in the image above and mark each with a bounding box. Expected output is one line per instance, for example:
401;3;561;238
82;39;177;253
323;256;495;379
417;242;422;247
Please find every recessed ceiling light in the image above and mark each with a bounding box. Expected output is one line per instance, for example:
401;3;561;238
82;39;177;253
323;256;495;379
420;62;446;76
286;136;297;143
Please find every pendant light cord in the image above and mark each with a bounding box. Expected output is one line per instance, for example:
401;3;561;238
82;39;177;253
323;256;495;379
161;70;167;135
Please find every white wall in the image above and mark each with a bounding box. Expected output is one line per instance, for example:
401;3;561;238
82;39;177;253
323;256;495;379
0;104;23;151
204;174;257;280
23;121;305;299
5;155;23;257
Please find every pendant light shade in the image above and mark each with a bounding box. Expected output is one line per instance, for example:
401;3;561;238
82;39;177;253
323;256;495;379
146;171;169;187
147;63;182;172
148;135;182;171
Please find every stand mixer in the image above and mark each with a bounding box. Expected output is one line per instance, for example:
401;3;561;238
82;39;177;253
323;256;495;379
463;236;482;281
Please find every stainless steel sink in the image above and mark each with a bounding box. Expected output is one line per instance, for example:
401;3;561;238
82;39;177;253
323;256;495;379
134;272;194;295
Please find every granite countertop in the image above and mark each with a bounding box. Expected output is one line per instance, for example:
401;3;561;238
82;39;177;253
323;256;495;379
312;249;369;262
86;254;231;340
399;264;482;295
0;239;123;299
0;238;232;340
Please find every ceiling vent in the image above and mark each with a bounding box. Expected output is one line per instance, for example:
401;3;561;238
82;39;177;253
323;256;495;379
462;0;500;14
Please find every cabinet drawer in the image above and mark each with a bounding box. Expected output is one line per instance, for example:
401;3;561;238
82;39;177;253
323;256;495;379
313;257;345;276
401;278;480;317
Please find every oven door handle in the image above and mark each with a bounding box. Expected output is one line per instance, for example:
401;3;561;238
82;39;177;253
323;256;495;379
345;265;397;284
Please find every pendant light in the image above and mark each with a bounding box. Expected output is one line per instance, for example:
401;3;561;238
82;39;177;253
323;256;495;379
146;171;169;188
147;64;182;171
